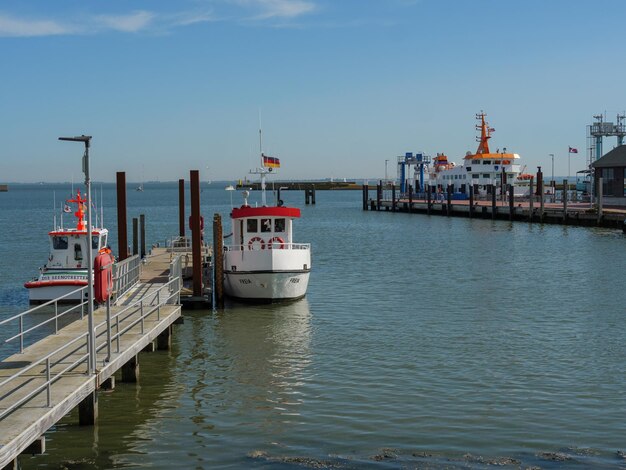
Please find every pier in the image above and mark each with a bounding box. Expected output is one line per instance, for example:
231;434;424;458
363;181;626;230
0;254;183;469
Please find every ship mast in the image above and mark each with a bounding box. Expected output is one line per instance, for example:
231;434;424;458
475;112;492;155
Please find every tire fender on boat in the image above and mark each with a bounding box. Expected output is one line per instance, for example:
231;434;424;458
248;237;265;250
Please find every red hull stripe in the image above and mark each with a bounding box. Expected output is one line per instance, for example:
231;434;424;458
48;230;103;236
24;280;88;288
231;206;300;219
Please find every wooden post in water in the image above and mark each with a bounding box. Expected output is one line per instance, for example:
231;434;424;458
597;177;603;223
446;185;452;216
408;184;413;213
213;213;224;308
78;391;98;426
140;214;146;258
121;355;139;382
116;172;129;261
537;167;544;221
157;325;172;351
469;185;474;218
529;177;534;222
508;184;514;221
132;217;138;255
362;184;368;210
179;179;185;238
427;185;432;215
190;170;203;298
377;181;382;211
392;183;396;212
562;179;568;222
491;185;496;219
311;186;316;205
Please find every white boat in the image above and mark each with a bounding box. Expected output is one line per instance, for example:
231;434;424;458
223;162;311;302
24;189;112;304
428;112;529;197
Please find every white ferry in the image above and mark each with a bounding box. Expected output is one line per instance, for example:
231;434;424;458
223;161;311;302
24;189;111;304
428;112;530;197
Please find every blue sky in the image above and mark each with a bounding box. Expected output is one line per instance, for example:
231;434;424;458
1;0;625;183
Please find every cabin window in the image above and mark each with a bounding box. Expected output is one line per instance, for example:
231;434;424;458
482;174;490;179
74;244;83;261
472;160;480;165
466;166;472;172
92;236;99;250
261;218;272;233
53;236;68;250
472;174;479;179
274;218;285;232
484;160;491;165
246;219;258;233
507;173;515;180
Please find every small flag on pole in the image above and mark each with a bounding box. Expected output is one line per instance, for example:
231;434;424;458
262;154;280;168
568;147;578;154
63;203;71;213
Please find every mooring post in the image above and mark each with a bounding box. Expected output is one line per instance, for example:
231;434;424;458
469;185;474;218
78;391;98;425
408;184;413;213
491;185;496;219
179;179;185;238
132;217;138;256
562;179;568;222
362;184;368;210
190;170;203;298
508;184;514;221
377;181;382;211
311;186;316;204
391;183;396;212
597;177;603;223
157;325;172;351
121;355;139;383
116;172;129;261
140;214;146;258
213;213;224;308
529;177;534;222
427;185;432;215
446;185;452;216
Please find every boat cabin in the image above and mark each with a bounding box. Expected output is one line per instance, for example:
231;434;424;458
231;206;300;250
47;229;109;269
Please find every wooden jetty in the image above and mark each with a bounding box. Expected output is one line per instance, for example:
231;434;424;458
0;254;183;470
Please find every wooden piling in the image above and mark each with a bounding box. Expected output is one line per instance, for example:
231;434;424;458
408;184;413;213
132;218;138;256
190;170;202;298
508;184;514;221
446;185;452;216
563;179;568;222
598;177;603;223
469;186;474;218
491;185;496;219
156;325;172;351
78;391;98;426
377;181;382;211
427;185;432;215
116;172;129;261
179;179;185;238
213;213;224;308
311;187;316;204
529;177;534;222
140;214;146;258
391;184;396;212
362;184;368;210
121;355;139;383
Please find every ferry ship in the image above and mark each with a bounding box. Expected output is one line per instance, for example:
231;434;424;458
24;189;111;304
428;112;529;196
223;155;311;302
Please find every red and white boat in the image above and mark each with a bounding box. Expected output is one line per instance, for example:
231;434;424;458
223;162;311;302
25;189;111;304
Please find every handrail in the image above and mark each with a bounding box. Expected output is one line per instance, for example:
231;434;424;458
0;275;182;421
113;255;141;301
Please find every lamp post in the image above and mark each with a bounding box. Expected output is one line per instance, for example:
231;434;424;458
549;154;554;185
59;135;95;375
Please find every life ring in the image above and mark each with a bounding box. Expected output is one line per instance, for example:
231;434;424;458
248;236;265;250
502;160;511;165
267;236;285;250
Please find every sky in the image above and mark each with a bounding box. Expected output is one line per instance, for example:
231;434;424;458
1;0;626;183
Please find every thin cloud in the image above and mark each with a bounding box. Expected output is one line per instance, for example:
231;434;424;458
0;13;73;37
94;10;155;33
235;0;316;19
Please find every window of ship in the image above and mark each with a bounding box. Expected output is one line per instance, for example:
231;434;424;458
483;160;491;165
246;219;258;233
507;173;515;180
52;236;68;250
483;174;490;178
472;174;479;179
261;218;272;233
92;236;99;250
472;160;480;165
274;218;285;232
74;243;83;261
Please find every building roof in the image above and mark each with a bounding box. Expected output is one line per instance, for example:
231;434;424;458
592;145;626;168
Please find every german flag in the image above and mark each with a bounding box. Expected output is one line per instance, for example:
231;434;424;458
262;154;280;168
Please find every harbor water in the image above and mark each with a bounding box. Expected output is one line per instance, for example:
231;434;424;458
2;183;626;468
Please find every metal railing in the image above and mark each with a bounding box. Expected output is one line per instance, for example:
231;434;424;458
224;242;311;252
113;255;141;300
0;276;181;421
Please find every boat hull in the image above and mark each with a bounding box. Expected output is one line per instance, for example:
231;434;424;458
224;270;310;302
24;280;88;304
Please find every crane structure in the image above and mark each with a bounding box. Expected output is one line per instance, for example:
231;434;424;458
396;152;431;193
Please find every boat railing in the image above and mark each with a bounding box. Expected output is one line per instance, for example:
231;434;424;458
224;243;311;252
113;255;141;302
0;276;181;421
167;235;192;252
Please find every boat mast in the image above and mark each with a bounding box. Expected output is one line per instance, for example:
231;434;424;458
259;126;267;207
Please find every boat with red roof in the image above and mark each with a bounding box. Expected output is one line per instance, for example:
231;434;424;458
223;155;311;302
24;189;112;304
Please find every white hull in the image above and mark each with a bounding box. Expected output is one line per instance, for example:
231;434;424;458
224;271;310;301
26;284;87;304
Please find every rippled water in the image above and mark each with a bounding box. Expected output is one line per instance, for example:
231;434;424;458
2;184;626;468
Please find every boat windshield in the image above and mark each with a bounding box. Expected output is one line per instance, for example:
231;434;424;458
92;235;99;250
52;236;68;250
274;218;285;232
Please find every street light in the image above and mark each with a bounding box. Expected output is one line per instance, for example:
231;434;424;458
59;135;96;375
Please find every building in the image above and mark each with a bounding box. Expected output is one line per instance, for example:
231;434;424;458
591;145;626;206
